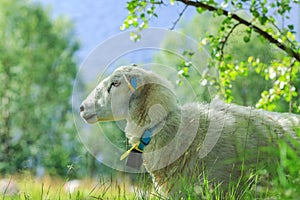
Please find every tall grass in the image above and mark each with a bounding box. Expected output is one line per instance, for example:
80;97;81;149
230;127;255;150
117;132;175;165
1;129;299;200
0;174;133;200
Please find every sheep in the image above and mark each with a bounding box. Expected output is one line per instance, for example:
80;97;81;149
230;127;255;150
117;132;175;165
80;65;300;198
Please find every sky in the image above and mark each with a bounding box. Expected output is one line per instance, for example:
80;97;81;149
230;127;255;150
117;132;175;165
35;0;196;63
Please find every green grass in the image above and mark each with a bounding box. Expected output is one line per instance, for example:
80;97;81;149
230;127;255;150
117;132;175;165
0;173;163;200
2;129;300;200
0;175;135;200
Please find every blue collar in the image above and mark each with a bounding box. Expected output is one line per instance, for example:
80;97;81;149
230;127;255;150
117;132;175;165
120;126;155;161
136;126;154;152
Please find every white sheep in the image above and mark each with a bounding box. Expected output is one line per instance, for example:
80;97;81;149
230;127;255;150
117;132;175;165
80;65;300;198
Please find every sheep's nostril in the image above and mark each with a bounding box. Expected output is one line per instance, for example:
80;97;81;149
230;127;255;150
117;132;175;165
80;105;84;112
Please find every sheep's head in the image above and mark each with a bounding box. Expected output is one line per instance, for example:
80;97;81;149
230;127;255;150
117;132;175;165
80;66;137;123
80;66;177;126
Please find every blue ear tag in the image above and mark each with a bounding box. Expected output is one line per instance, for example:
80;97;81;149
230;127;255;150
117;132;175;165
130;77;137;90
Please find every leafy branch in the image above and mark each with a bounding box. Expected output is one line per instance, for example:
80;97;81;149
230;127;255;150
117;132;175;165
176;0;300;62
122;0;300;113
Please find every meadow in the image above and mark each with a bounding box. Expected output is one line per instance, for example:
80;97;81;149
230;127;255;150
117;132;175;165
1;131;300;200
0;174;141;200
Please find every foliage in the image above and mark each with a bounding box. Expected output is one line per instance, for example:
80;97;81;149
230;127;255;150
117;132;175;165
270;128;300;198
154;12;278;106
122;0;300;113
0;0;83;176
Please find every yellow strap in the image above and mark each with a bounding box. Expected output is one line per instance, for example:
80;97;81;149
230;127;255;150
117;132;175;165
120;142;142;161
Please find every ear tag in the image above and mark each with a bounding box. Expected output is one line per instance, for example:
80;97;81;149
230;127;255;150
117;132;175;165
120;142;139;161
130;77;137;90
122;74;137;91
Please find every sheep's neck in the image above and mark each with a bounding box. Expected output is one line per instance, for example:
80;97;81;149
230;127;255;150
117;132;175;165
120;114;170;161
143;107;181;153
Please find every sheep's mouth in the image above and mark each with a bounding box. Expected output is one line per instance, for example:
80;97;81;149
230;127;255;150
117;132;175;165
81;113;97;124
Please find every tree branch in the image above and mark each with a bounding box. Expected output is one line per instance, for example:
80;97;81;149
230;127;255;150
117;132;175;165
170;5;188;30
176;0;300;62
220;22;241;61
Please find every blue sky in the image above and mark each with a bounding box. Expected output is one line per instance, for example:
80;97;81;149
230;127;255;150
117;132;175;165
36;0;196;62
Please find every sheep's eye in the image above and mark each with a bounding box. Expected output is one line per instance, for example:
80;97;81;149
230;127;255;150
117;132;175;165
107;81;120;93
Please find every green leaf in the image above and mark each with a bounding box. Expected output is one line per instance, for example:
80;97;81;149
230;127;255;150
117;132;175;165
262;7;268;14
252;10;259;18
196;7;206;14
259;15;268;25
183;67;189;75
216;8;223;15
236;2;243;9
246;27;252;34
243;35;250;43
288;24;294;31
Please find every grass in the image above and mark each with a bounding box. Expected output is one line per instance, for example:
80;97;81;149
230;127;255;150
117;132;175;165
0;174;137;200
0;172;164;200
2;129;300;200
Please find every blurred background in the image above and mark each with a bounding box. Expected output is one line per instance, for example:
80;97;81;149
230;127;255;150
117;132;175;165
0;0;299;196
0;0;206;180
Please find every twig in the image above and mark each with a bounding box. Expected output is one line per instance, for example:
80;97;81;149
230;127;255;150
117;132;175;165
176;0;300;62
220;22;242;61
170;5;188;30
